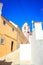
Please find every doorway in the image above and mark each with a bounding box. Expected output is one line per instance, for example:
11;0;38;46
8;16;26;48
11;41;14;52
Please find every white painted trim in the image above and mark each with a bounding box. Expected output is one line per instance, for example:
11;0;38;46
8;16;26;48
9;21;18;28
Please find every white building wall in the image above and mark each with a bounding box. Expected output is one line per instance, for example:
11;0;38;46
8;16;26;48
35;23;43;40
29;35;32;44
32;22;43;65
20;44;31;61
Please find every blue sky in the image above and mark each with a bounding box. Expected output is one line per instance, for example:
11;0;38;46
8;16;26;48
0;0;43;31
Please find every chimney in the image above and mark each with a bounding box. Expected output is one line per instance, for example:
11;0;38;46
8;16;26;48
0;3;3;16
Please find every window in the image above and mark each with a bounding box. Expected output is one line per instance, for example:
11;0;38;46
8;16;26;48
24;27;26;30
0;38;4;44
12;26;14;31
27;31;29;33
3;20;6;25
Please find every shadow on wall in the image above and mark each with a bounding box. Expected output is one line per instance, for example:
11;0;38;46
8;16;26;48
0;60;12;65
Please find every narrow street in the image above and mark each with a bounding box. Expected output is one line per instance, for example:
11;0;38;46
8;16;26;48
0;48;32;65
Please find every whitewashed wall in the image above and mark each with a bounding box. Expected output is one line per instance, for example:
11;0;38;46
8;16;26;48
32;28;43;65
35;23;43;40
20;44;31;61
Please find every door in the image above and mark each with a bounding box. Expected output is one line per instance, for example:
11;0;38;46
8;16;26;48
11;41;14;52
